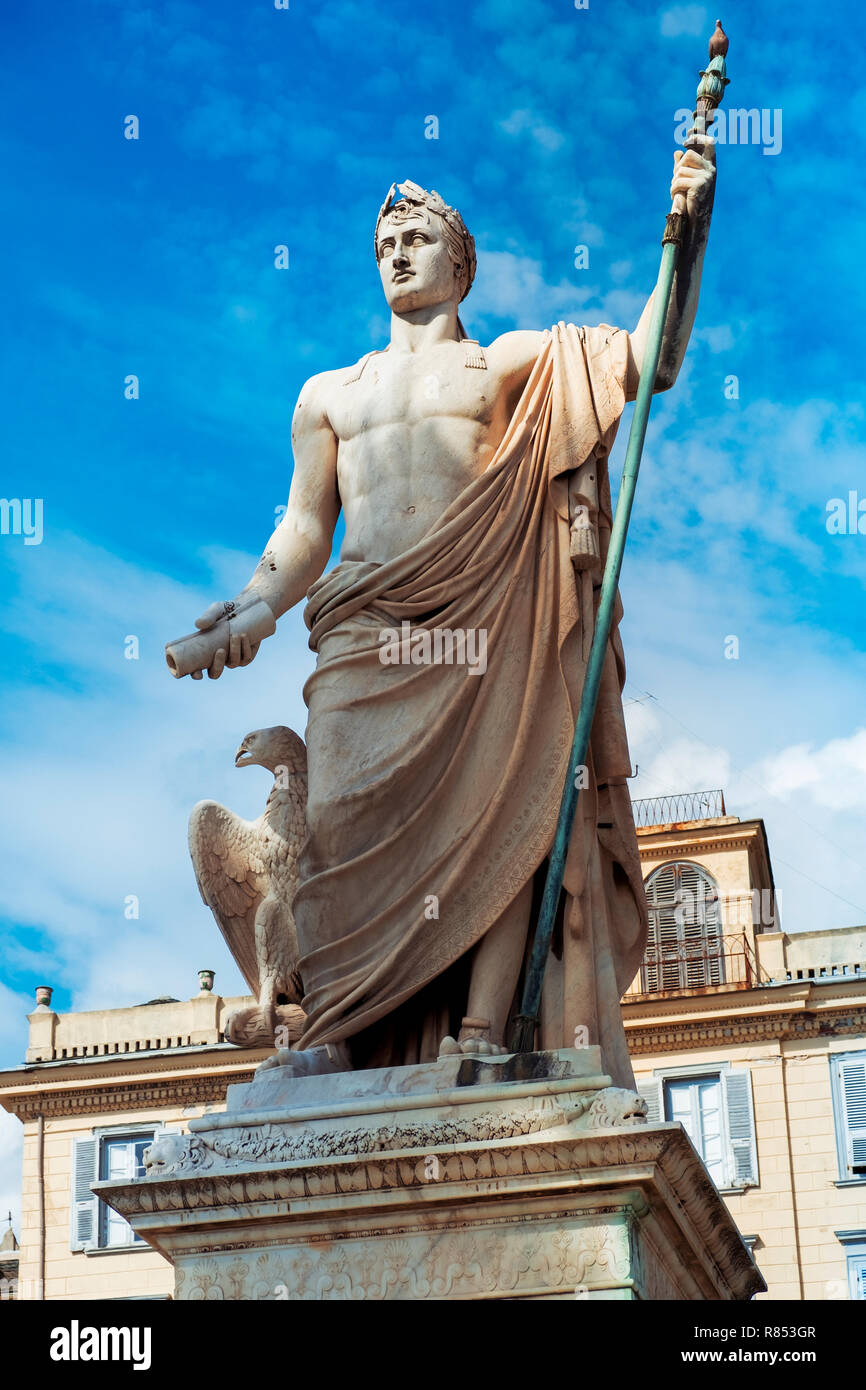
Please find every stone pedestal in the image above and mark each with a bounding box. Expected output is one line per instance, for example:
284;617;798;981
96;1048;763;1300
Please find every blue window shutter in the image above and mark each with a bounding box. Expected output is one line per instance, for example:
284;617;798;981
70;1136;99;1251
724;1069;758;1187
849;1255;866;1300
838;1059;866;1177
637;1078;662;1124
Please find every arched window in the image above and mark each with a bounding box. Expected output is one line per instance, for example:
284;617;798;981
642;861;725;992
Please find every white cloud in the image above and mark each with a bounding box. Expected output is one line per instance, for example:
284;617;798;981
0;981;28;1237
0;532;315;1067
500;109;565;152
620;559;866;934
0;1108;23;1244
693;323;736;353
754;730;866;812
469;249;593;328
659;5;709;39
628;728;732;798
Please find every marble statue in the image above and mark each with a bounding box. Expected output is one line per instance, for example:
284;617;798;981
168;142;716;1089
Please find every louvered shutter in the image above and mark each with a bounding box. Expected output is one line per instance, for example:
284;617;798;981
724;1069;758;1187
70;1136;99;1251
849;1256;866;1300
636;1078;662;1124
678;863;724;988
645;864;679;992
644;862;724;991
839;1058;866;1176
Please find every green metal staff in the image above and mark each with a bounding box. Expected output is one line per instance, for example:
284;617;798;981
509;23;730;1055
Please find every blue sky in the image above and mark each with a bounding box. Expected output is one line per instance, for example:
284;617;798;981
1;0;865;1217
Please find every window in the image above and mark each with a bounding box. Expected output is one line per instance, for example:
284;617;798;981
641;861;725;992
71;1129;157;1251
830;1053;866;1182
850;1255;866;1300
99;1135;152;1247
637;1065;758;1190
835;1232;866;1300
665;1076;726;1186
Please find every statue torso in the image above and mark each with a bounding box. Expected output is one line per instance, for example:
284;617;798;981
321;337;539;564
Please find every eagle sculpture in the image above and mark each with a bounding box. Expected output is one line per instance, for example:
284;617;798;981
189;726;308;1047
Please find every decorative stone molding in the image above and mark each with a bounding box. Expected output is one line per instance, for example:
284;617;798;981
2;1070;259;1122
625;1004;866;1054
175;1218;637;1301
143;1085;648;1177
638;834;754;860
104;1125;758;1300
97;1049;761;1301
110;1128;715;1227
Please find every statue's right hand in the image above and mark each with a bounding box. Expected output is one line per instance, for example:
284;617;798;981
195;601;226;632
189;601;226;681
188;599;262;681
166;592;275;681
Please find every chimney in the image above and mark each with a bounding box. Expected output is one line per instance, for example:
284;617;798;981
191;971;219;1043
27;986;58;1062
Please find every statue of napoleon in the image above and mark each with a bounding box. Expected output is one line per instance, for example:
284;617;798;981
174;136;715;1090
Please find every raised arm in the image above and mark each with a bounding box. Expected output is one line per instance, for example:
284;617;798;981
492;131;715;410
190;374;341;680
627;131;716;397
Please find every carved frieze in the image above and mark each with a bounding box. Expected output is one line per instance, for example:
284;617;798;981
3;1070;258;1122
626;1004;866;1054
142;1085;647;1177
176;1220;635;1300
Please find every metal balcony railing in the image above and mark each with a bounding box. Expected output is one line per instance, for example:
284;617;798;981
631;789;727;829
624;930;768;999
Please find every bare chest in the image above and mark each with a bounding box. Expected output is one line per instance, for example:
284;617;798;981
326;348;502;443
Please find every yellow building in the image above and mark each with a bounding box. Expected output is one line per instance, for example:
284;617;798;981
0;974;269;1301
2;792;865;1301
625;790;866;1301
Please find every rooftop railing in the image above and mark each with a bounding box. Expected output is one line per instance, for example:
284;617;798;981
631;788;727;828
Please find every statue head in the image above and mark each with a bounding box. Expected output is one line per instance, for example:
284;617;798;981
374;180;476;315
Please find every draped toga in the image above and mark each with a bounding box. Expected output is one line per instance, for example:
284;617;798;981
292;322;648;1089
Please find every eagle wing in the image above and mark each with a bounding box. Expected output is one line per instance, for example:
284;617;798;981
188;799;269;995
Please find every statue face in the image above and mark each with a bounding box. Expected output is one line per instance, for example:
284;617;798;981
376;212;458;313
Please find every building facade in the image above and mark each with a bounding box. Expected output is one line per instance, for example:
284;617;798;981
2;793;865;1301
625;791;866;1301
0;978;272;1301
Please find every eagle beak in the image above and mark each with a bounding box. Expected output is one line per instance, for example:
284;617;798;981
235;746;250;767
